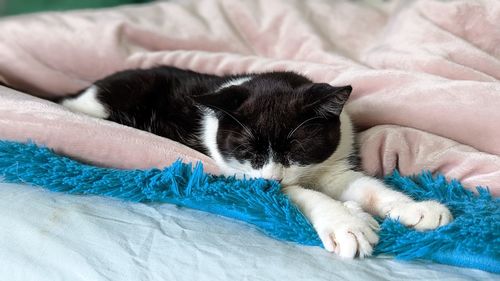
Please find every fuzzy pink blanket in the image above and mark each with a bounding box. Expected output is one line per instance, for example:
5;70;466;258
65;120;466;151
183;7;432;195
0;0;499;195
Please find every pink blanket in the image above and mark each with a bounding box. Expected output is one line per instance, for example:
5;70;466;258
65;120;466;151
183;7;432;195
0;0;499;195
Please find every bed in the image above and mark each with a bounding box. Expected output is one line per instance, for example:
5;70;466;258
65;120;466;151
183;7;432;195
0;0;499;279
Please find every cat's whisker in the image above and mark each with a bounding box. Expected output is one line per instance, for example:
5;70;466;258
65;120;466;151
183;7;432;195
287;116;323;139
211;106;255;139
229;143;247;154
219;129;251;139
290;138;307;152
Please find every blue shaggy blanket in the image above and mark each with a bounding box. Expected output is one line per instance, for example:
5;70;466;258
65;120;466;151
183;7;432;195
0;140;498;273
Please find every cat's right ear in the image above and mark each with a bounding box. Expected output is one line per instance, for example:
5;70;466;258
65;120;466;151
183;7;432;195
302;83;352;117
193;86;249;112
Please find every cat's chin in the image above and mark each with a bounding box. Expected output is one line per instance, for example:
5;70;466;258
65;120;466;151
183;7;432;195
226;173;269;181
219;166;300;186
220;170;252;180
221;170;279;182
229;173;247;180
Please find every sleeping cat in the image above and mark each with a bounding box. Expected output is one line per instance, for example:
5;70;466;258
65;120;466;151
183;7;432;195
60;66;452;258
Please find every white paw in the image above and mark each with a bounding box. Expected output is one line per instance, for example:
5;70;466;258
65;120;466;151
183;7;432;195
343;201;380;231
61;85;109;119
386;200;453;230
313;205;379;258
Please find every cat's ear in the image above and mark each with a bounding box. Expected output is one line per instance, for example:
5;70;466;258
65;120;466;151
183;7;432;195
193;86;249;112
302;83;352;117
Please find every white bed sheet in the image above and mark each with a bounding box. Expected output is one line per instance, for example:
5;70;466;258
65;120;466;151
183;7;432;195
0;182;496;281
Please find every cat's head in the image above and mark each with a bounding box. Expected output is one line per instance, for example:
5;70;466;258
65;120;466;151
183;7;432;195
194;72;352;184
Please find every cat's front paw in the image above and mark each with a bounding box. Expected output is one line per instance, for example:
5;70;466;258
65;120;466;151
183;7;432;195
386;201;453;230
313;209;379;258
343;201;380;231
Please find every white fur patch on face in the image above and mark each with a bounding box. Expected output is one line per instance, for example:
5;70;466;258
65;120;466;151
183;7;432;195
61;85;109;119
259;156;285;181
222;158;286;181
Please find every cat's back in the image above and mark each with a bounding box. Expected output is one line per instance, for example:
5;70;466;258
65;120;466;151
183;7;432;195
96;66;220;99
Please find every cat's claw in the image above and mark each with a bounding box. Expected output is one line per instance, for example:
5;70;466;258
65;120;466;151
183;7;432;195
386;200;453;230
314;212;379;258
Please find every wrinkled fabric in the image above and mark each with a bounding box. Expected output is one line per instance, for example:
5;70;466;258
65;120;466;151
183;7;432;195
359;126;500;195
0;0;498;195
1;182;498;281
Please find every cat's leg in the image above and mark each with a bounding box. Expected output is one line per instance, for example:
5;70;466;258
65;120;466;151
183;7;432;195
60;68;155;120
317;171;453;230
283;185;379;258
61;85;109;119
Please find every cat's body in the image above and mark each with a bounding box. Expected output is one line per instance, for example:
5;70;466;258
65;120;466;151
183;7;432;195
61;66;452;258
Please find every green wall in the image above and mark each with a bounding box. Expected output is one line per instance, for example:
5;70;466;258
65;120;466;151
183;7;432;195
1;0;152;16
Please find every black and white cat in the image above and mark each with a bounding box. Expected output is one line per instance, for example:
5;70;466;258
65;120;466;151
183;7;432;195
60;66;452;258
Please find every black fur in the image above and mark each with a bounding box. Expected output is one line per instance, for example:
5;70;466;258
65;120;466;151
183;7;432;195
64;66;352;169
91;67;223;153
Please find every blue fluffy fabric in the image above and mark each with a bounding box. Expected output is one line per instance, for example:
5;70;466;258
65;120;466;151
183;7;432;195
0;140;498;273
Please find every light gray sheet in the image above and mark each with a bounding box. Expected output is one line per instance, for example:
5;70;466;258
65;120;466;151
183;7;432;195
0;182;496;281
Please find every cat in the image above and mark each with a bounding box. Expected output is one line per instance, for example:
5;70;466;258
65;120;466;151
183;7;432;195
60;66;453;258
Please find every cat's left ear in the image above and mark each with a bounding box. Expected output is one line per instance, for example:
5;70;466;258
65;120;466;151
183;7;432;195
302;83;352;117
193;86;249;112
